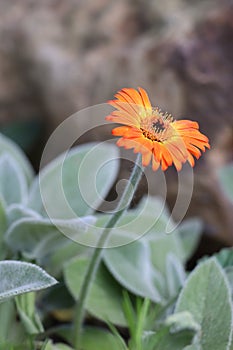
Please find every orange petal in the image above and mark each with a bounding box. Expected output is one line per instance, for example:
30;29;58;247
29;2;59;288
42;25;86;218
120;88;144;106
152;155;160;171
173;120;199;130
106;114;140;128
179;129;209;142
187;153;195;167
152;142;163;163
186;143;201;158
160;144;173;170
116;135;150;153
164;142;185;171
183;136;209;151
133;137;153;153
112;126;131;136
106;87;210;172
141;151;152;167
138;87;152;111
116;138;136;149
165;139;188;162
108;100;140;120
170;153;182;171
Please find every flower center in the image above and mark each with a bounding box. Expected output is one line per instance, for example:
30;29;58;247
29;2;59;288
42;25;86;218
140;108;173;142
152;120;165;132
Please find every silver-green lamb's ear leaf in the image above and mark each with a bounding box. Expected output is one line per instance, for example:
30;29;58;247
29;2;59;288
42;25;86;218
0;199;7;259
165;311;200;334
5;216;94;260
178;218;202;262
6;204;41;225
40;239;91;277
132;195;171;220
104;236;166;304
0;261;57;302
28;142;119;219
149;232;184;275
218;163;233;203
130;195;176;237
64;256;126;326
142;326;195;350
225;267;233;299
213;247;233;268
125;196;188;275
0;199;7;233
0;132;34;185
165;253;186;299
0;153;28;205
176;258;233;350
141;310;199;350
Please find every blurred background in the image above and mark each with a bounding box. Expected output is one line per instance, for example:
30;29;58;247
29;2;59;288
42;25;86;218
0;0;232;251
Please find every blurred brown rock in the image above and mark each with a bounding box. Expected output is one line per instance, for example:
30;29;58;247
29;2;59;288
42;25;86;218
0;0;233;243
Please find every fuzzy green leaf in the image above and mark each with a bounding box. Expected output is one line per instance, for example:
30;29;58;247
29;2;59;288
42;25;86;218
104;237;166;304
142;328;195;350
6;204;41;225
176;258;232;350
5;216;93;260
165;253;186;299
0;132;34;185
64;257;126;326
214;247;233;268
80;327;126;350
28;143;119;219
178;218;202;262
0;261;57;301
0;154;28;205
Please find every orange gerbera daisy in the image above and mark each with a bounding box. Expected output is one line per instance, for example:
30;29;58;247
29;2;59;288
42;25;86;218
106;87;210;171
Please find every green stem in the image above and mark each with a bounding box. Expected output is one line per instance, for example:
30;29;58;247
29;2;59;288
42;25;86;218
73;153;144;349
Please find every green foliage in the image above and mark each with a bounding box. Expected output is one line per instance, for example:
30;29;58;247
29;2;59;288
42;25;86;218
80;327;126;350
0;200;7;260
103;197;201;307
214;247;233;268
64;256;126;326
0;133;232;349
176;258;232;350
0;154;28;205
0;300;26;345
177;218;202;262
104;237;166;303
0;261;57;302
56;326;126;350
123;294;151;350
15;292;44;334
142;317;196;350
43;341;74;350
28;142;119;218
5;216;93;262
165;253;186;299
0;132;34;185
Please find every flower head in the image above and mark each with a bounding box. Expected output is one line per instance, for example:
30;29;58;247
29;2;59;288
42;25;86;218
106;87;210;171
